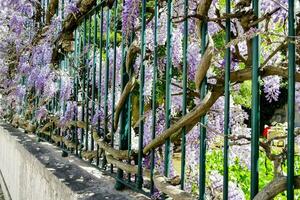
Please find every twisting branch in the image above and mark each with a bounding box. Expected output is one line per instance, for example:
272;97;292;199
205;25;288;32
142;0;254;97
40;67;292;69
39;116;59;133
114;40;140;130
143;90;222;154
81;150;98;160
218;65;300;84
61;0;96;33
53;0;97;61
63;139;77;149
12;115;36;133
195;34;214;90
253;176;300;200
125;40;140;73
106;154;189;200
106;155;150;177
143;0;216;155
261;41;287;68
153;173;194;200
51;134;63;143
93;132;135;160
196;0;213;31
248;7;281;28
114;76;136;131
46;0;59;25
144;64;300;154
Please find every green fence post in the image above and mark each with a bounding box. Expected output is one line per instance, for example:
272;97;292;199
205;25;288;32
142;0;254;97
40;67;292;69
97;6;104;166
199;16;208;200
164;0;173;179
287;0;296;198
115;0;130;190
85;14;92;152
91;8;98;152
104;7;111;144
80;18;87;158
150;0;159;194
137;0;147;189
180;0;188;191
73;28;79;155
223;0;231;199
110;0;118;173
250;0;260;198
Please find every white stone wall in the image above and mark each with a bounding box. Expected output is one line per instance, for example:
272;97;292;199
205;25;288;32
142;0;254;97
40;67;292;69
0;124;148;200
0;126;75;200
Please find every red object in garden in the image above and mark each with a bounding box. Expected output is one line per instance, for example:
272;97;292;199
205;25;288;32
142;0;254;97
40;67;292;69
262;126;271;138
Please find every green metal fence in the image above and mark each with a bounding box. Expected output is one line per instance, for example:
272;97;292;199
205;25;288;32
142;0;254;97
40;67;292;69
33;0;297;199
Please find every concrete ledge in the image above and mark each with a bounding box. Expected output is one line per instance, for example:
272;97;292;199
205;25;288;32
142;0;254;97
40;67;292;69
0;123;149;200
0;168;11;200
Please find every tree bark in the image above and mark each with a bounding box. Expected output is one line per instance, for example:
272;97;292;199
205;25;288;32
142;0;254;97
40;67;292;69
254;176;300;200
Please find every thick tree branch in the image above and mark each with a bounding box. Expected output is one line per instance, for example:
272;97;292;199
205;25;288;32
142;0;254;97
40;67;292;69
46;0;59;25
106;155;189;200
220;65;300;84
195;34;214;90
114;76;136;131
253;176;300;200
53;0;97;60
82;150;98;160
93;132;135;160
196;0;213;30
143;90;222;154
144;65;300;154
153;173;194;200
106;155;151;178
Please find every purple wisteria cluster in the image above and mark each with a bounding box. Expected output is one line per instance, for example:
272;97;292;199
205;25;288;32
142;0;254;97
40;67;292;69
59;101;78;128
64;0;80;17
263;75;281;103
209;171;246;199
122;0;139;38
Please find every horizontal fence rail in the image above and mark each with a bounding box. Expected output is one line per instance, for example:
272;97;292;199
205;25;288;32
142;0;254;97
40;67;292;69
1;0;300;199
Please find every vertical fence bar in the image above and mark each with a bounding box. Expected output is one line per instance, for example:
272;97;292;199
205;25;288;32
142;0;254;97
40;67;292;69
137;0;147;189
80;18;87;157
62;58;68;156
250;0;260;198
85;15;92;152
104;7;111;152
20;76;26;116
199;17;208;200
53;92;56;130
78;25;83;155
58;59;63;148
180;0;188;190
115;5;128;188
74;28;79;155
150;0;159;194
127;32;134;183
110;0;118;173
97;6;104;166
223;0;231;199
126;91;132;182
91;9;98;152
35;92;40;139
102;6;110;169
287;0;295;198
164;0;173;179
